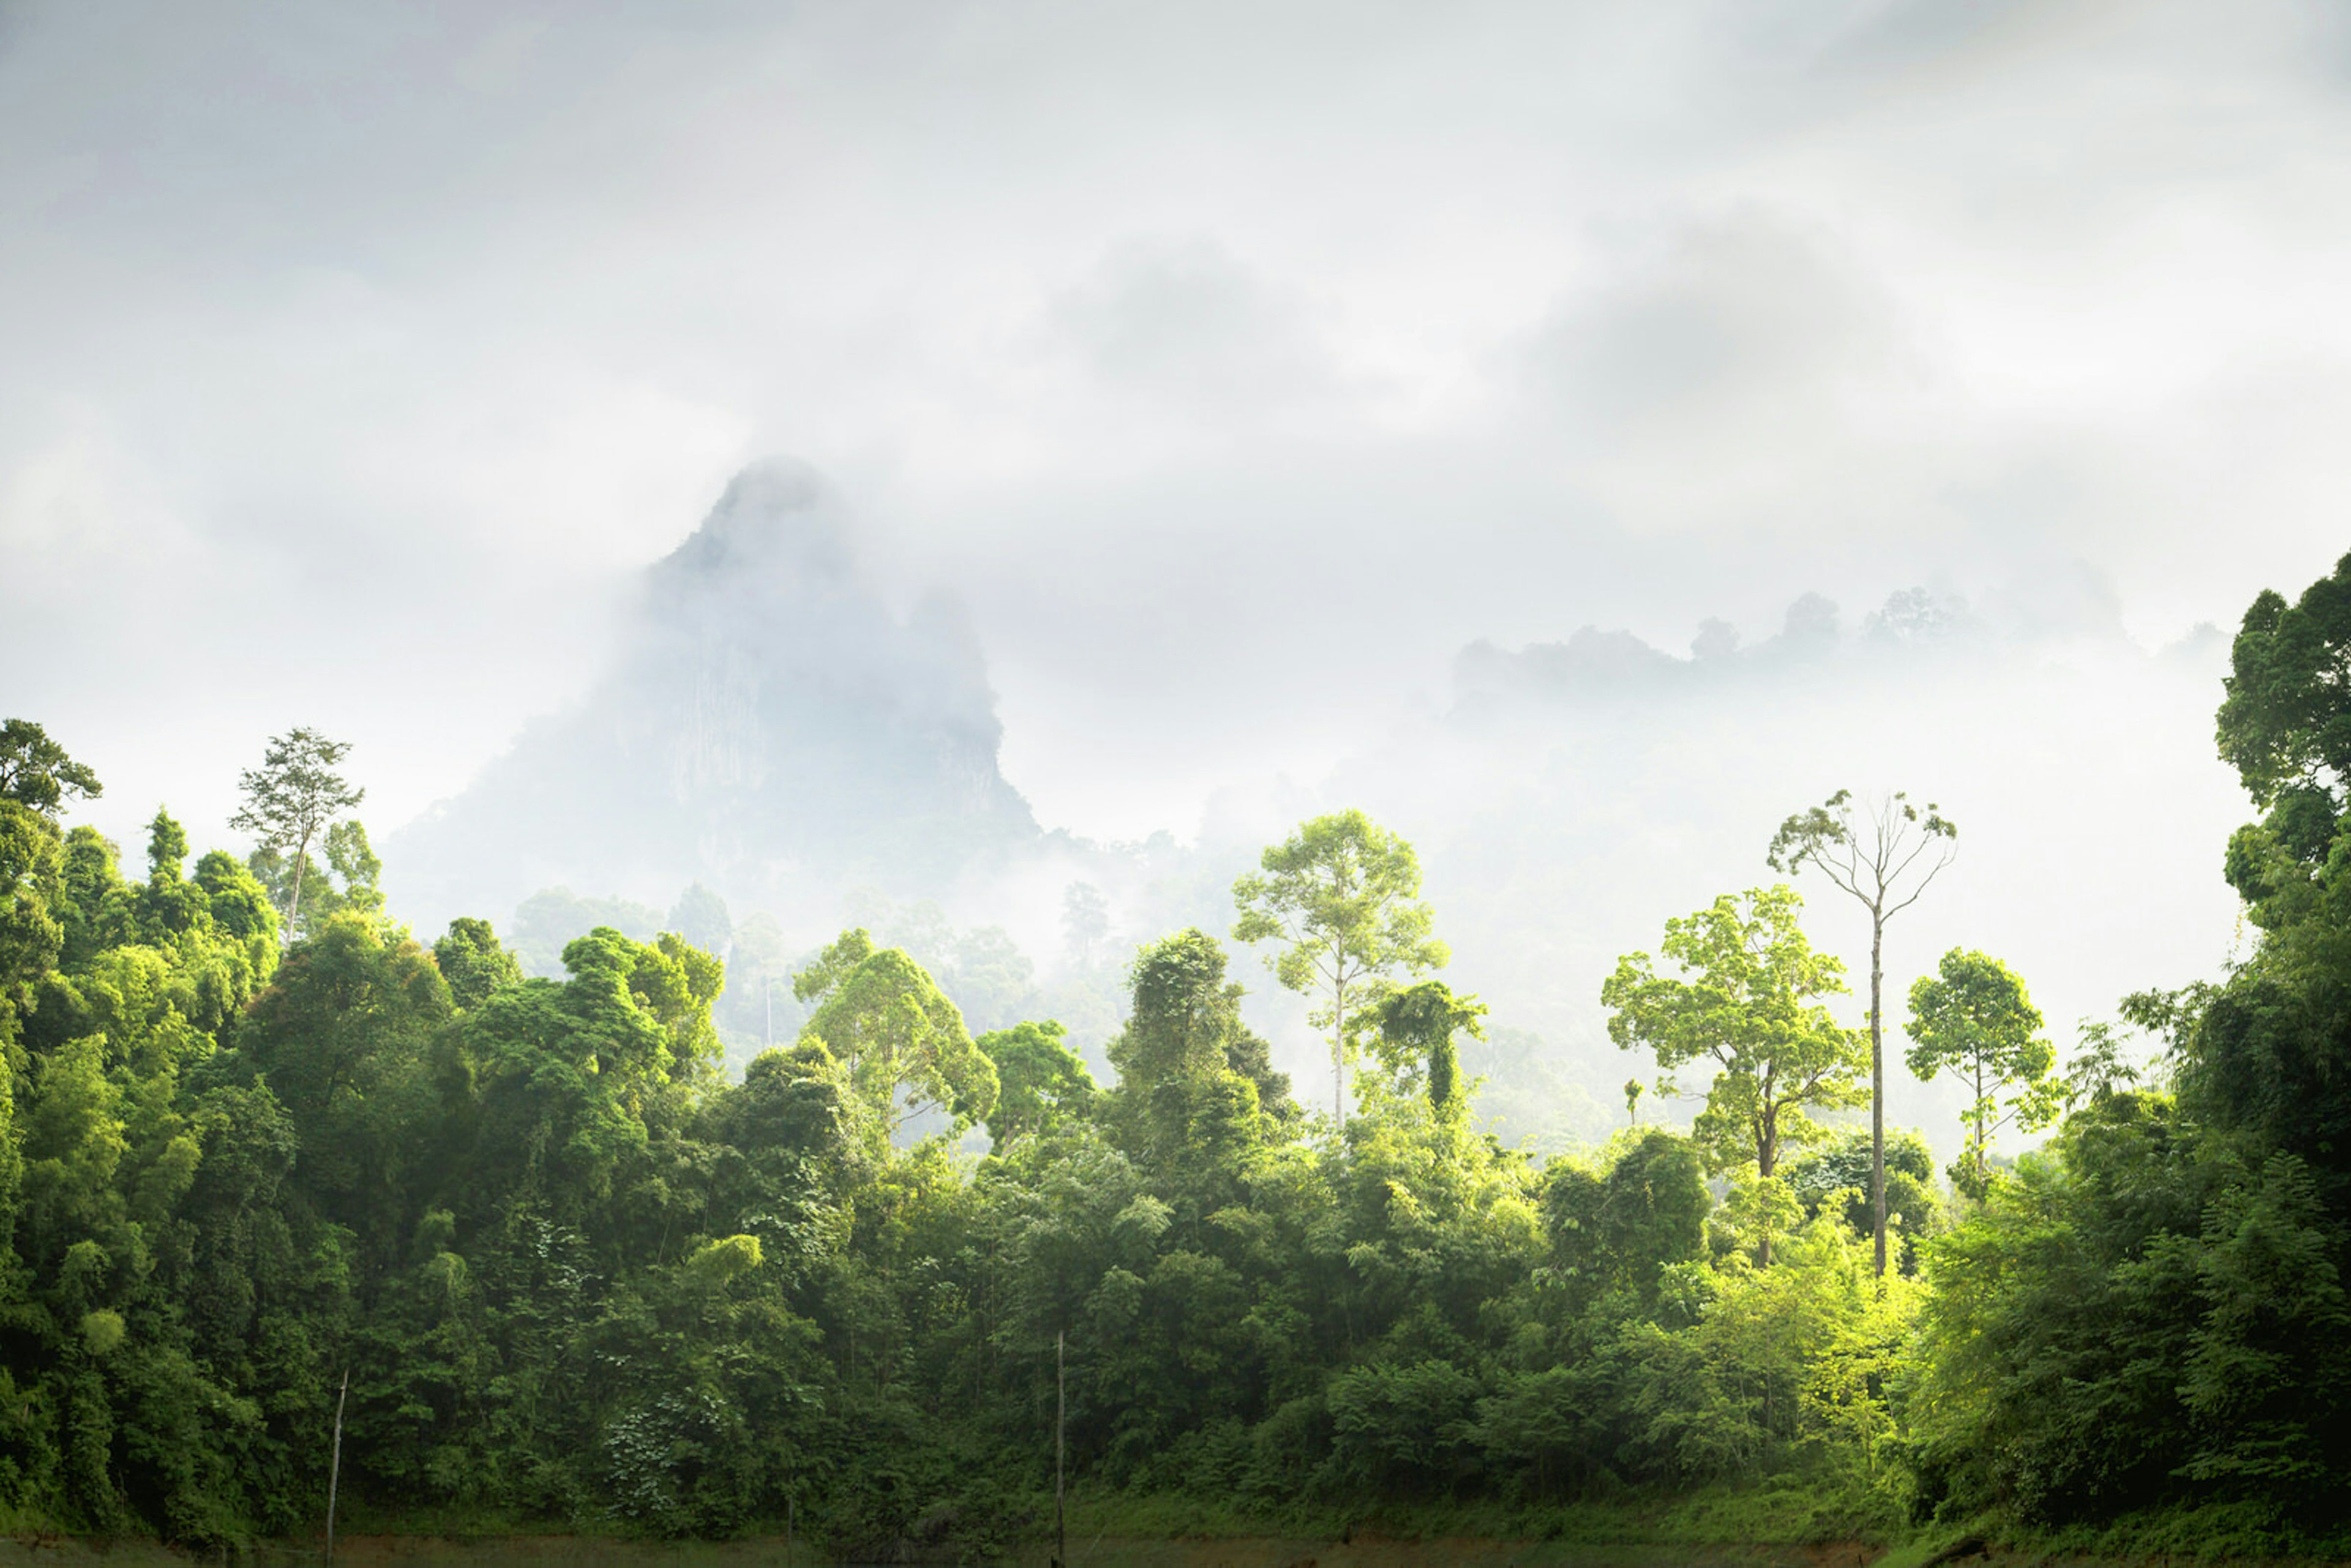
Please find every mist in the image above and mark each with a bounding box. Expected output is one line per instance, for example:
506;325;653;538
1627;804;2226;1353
1;1;2337;1158
359;451;2247;1165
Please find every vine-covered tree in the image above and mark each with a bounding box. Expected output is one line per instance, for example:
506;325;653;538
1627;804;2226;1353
1370;980;1487;1118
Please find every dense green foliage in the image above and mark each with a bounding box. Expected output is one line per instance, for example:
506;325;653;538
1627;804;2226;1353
1903;949;2062;1196
3;557;2351;1556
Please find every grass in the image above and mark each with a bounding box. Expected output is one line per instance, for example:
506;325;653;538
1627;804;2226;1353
8;1487;2350;1566
1054;1468;1899;1549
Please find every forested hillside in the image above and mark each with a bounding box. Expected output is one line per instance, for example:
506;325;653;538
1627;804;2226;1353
1;560;2349;1559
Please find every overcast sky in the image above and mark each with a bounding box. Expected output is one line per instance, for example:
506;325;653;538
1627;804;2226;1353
5;0;2349;852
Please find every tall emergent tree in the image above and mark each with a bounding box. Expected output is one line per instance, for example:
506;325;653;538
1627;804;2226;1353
1232;809;1448;1127
1904;948;2061;1195
1767;789;1955;1276
1602;885;1865;1264
230;726;365;934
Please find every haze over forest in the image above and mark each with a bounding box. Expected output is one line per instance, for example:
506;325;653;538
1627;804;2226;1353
15;4;2351;1559
4;2;2339;1147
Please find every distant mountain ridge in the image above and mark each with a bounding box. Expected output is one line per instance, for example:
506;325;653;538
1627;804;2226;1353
389;460;1039;933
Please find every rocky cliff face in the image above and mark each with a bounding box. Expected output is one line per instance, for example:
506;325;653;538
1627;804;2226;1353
389;460;1038;932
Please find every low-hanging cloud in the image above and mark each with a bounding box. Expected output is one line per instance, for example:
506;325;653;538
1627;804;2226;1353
0;1;2341;1126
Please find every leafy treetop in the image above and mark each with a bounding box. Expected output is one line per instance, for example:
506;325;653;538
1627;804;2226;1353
1371;980;1487;1118
1232;809;1447;1126
1602;884;1867;1264
2217;550;2351;811
1904;948;2062;1195
229;726;364;932
0;720;102;819
797;932;997;1139
1766;788;1957;906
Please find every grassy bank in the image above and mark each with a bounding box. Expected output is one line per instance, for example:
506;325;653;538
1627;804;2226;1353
6;1490;2347;1567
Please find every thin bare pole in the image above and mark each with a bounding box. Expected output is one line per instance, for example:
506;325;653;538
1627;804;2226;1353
324;1367;350;1567
785;1494;793;1568
1056;1329;1067;1568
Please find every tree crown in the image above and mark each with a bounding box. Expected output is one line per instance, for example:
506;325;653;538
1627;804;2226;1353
1767;787;1955;915
1231;808;1447;1026
0;720;102;819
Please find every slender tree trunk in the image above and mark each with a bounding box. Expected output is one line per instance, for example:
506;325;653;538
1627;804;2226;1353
288;828;313;934
1870;909;1886;1280
1973;1066;1989;1192
1332;961;1348;1128
324;1367;349;1567
1055;1329;1067;1568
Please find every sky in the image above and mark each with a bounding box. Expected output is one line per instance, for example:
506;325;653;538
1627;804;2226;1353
4;0;2347;877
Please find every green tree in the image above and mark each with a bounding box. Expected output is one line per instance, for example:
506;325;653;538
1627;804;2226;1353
2184;553;2351;1167
0;798;67;1049
229;726;364;934
2064;1017;2145;1108
250;817;384;934
0;718;103;817
1369;980;1487;1119
1541;1128;1710;1309
321;819;384;916
231;911;454;1242
0;724;94;1049
1232;809;1447;1127
2216;550;2351;816
447;926;720;1268
433;917;525;1010
1103;929;1295;1171
135;808;211;940
973;1019;1096;1150
1602;887;1865;1263
1768;789;1956;1276
1108;929;1291;1112
1905;948;2061;1195
146;808;187;876
796;932;997;1140
1782;1125;1942;1273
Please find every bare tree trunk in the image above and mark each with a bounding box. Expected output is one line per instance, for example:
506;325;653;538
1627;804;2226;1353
288;829;313;934
1973;1066;1989;1193
324;1367;349;1567
1871;912;1887;1279
1055;1329;1067;1568
1333;965;1348;1128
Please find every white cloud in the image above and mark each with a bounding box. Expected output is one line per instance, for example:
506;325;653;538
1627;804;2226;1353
1;0;2344;857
